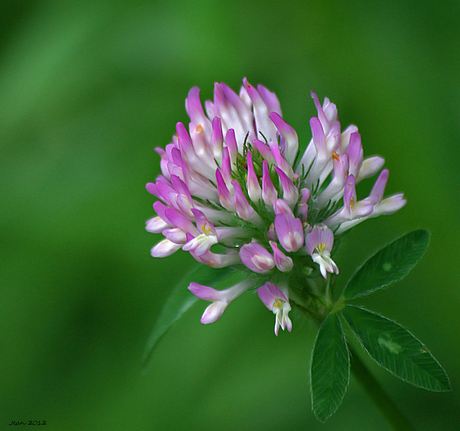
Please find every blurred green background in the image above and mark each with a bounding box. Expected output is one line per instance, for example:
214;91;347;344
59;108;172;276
1;0;459;429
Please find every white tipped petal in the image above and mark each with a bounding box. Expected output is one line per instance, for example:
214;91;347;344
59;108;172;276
151;239;182;257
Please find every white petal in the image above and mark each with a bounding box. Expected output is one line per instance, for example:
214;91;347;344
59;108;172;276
145;217;169;233
151;239;182;257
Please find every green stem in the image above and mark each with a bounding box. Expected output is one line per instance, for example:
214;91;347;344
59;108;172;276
349;344;416;431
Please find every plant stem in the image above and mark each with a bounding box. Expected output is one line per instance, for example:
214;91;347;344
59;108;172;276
349;344;416;431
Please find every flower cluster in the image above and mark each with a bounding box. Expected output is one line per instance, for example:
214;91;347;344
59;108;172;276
146;79;406;334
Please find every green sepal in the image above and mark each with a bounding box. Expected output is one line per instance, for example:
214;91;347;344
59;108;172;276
342;305;451;392
142;265;236;365
311;313;350;422
343;229;430;300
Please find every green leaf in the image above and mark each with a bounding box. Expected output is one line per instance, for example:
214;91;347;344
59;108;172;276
342;305;450;392
311;313;350;422
142;265;236;365
343;229;430;300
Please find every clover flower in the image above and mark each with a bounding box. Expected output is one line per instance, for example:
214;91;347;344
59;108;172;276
146;78;406;334
257;282;292;336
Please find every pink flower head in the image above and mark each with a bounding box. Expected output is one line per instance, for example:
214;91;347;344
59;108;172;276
182;210;218;256
215;168;235;211
232;180;260;223
246;150;262;203
273;199;295;217
162;228;187;244
305;225;339;278
150;239;182;258
274;214;304;252
269;112;299;164
269;141;294;179
257;282;292;336
346;132;364;177
361;169;407;221
323;175;374;229
311;91;338;135
146;80;406;332
262;160;278;207
274;166;299;206
297;188;311;221
189;280;251;324
145;216;169;234
316;152;349;207
332;170;407;234
210;117;224;159
269;241;294;272
239;242;275;273
188;236;241;268
253;139;275;163
358;156;385;182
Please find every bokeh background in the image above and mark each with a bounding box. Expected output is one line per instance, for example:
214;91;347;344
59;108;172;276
1;0;459;430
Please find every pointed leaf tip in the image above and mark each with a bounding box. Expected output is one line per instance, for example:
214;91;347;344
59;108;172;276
342;305;450;392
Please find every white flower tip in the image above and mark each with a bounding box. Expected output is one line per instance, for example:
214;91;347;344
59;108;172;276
377;194;407;215
201;302;227;324
145;216;169;233
151;239;181;257
320;266;327;279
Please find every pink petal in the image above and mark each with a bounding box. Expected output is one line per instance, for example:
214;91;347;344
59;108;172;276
257;282;287;310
